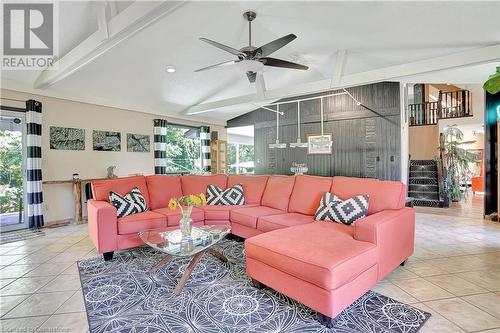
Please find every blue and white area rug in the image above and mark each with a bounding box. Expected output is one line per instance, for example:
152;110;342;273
78;239;430;333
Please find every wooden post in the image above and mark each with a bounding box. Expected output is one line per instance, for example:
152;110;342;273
72;180;82;224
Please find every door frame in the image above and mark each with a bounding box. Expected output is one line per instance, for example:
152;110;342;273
0;109;28;232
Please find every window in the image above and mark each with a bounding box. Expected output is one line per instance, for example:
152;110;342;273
165;125;201;173
227;126;255;174
228;143;255;174
0;111;27;232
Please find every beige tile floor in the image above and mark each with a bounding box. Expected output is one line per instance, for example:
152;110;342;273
1;212;499;332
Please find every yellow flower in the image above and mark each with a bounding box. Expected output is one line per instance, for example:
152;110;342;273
168;198;177;210
190;194;202;205
199;193;207;205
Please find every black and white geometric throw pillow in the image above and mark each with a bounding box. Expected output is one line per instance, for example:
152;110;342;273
206;184;245;205
314;192;369;225
109;187;147;218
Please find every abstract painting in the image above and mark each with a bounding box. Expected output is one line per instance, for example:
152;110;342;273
127;133;150;152
49;126;85;150
93;130;121;151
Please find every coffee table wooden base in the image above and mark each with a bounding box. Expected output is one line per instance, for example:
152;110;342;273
149;248;228;295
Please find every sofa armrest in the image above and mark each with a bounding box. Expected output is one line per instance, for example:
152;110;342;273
87;199;118;254
354;208;415;280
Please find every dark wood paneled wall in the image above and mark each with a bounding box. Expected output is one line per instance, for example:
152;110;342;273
227;82;402;180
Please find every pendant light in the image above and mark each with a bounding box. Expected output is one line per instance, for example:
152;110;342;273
317;97;333;147
268;104;287;149
289;101;308;148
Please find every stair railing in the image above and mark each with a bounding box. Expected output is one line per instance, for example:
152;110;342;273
408;102;439;126
408;89;472;126
439;89;472;119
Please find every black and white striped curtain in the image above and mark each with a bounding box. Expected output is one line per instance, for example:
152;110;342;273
154;119;167;174
26;100;44;229
200;126;211;173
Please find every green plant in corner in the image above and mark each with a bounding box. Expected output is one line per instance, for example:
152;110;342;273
483;66;500;94
440;127;479;202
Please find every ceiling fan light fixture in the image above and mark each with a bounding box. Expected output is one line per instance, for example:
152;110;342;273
238;60;264;73
196;12;307;82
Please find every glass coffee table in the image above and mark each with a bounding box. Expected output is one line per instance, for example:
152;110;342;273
139;225;231;295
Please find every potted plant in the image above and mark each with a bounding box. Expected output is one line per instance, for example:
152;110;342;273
440;126;479;202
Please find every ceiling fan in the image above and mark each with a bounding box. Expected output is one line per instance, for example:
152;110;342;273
195;11;308;83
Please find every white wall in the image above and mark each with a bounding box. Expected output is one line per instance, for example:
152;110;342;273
1;89;226;223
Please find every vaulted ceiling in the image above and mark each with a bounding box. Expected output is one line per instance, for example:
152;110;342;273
2;1;499;125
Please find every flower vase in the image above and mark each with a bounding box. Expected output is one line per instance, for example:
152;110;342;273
179;216;193;239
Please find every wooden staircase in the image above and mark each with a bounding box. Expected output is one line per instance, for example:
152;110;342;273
408;160;444;207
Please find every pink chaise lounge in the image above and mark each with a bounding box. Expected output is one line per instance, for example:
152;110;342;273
88;174;414;326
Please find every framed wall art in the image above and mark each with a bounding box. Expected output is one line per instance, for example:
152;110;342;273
50;126;85;150
307;134;332;154
127;133;150;152
93;130;121;151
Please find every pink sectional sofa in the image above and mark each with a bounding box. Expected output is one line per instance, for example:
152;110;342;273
88;174;414;326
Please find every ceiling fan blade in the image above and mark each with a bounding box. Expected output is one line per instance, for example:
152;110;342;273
261;57;308;70
199;38;245;57
194;60;240;72
256;34;297;57
246;71;257;83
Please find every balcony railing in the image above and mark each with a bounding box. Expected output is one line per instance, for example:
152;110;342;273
409;89;472;126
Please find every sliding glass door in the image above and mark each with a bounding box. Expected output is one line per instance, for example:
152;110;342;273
0;110;28;232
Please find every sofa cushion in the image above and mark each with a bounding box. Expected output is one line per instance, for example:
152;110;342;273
200;204;258;220
245;221;377;290
146;175;183;210
288;175;332;215
228;175;269;204
261;176;296;211
331;176;406;215
207;184;245;205
92;176;150;207
181;174;227;196
117;211;166;235
257;213;314;233
154;207;204;226
230;206;286;228
109;187;148;218
315;193;369;225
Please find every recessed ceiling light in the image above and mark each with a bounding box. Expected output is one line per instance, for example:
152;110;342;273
166;65;176;73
